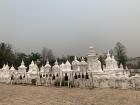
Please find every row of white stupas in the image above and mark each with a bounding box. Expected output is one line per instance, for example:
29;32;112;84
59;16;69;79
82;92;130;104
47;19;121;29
0;46;129;81
0;47;129;82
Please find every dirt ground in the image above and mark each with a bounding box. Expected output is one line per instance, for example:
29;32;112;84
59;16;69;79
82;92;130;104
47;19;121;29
0;84;140;105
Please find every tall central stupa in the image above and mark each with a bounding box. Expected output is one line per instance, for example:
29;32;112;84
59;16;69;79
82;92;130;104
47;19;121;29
87;46;102;72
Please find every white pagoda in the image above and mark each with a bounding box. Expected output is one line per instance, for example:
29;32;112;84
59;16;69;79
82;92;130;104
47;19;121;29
10;65;17;75
44;60;51;73
72;56;80;71
40;65;45;74
64;60;71;72
18;60;27;74
52;60;60;72
87;46;102;72
79;57;88;72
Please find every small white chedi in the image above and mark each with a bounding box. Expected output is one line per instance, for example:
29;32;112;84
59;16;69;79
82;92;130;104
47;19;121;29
72;56;80;71
52;60;60;75
18;60;27;74
44;60;51;73
28;61;39;79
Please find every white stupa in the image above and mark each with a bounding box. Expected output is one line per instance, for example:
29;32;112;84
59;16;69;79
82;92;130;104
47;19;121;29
44;60;51;73
64;60;71;71
28;60;35;73
112;55;118;70
28;61;39;75
120;64;124;69
40;65;45;74
10;65;15;71
29;61;35;69
87;46;102;72
52;60;60;72
105;51;113;70
78;57;88;72
72;56;80;71
10;65;17;74
18;60;27;73
60;62;65;71
5;63;10;70
80;57;88;66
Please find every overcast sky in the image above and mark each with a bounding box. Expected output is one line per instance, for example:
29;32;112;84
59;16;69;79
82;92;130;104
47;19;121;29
0;0;140;57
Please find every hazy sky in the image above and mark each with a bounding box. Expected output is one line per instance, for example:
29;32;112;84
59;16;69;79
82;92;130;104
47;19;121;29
0;0;140;57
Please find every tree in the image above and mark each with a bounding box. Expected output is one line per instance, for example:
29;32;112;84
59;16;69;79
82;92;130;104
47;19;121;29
15;52;29;67
41;47;55;64
66;55;75;64
41;47;48;64
114;42;128;68
98;55;106;70
47;49;55;61
0;43;16;67
28;52;42;67
59;55;67;64
28;52;42;62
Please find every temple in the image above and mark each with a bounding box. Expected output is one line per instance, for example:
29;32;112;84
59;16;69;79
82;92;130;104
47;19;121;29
0;46;139;89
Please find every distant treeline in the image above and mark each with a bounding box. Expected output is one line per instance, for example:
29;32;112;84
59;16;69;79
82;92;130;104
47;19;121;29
0;42;86;69
0;42;128;69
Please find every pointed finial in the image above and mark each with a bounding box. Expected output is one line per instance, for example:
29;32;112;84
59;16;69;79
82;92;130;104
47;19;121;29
47;59;49;64
31;60;34;64
120;63;123;69
107;50;110;54
55;60;58;65
66;60;68;63
74;56;77;60
81;57;85;61
21;59;25;65
62;62;64;65
107;50;111;57
112;55;114;58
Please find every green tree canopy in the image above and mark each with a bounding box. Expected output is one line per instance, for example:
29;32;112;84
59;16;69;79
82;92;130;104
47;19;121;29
0;43;16;67
114;42;128;68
